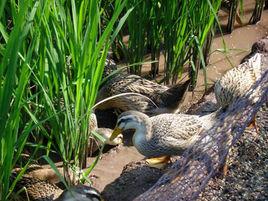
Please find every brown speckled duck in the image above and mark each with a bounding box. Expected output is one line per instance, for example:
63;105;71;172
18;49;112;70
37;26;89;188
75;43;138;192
97;74;190;116
214;53;268;131
11;171;62;201
215;53;268;109
12;170;102;201
110;110;219;168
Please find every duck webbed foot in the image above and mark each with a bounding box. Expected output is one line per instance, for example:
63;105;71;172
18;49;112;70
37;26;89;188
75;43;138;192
145;156;171;169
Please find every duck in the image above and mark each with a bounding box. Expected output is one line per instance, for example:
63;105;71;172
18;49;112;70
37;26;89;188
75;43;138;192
214;53;268;132
215;53;268;109
12;172;102;201
12;164;103;201
96;74;190;116
11;171;63;201
109;110;219;168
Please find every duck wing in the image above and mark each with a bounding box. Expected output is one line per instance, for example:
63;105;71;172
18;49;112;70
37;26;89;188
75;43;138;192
96;74;168;113
150;114;204;153
98;74;168;100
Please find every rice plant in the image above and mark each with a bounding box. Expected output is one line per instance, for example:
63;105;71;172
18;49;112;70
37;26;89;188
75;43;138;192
0;0;39;200
26;0;131;185
250;0;265;24
118;0;221;86
0;0;130;199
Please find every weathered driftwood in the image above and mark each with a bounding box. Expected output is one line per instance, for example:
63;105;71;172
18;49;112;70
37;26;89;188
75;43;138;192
135;69;268;201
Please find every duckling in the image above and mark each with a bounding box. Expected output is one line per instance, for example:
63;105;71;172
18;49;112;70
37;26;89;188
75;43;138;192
55;185;102;201
110;110;219;168
97;74;190;116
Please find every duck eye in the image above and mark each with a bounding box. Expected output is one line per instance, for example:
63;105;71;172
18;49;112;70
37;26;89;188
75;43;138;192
118;122;125;129
117;119;123;127
117;119;127;128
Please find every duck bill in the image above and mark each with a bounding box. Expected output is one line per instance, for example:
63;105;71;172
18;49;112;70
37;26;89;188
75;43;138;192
110;127;122;141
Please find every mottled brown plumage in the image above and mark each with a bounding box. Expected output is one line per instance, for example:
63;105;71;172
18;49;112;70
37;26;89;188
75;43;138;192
215;53;268;109
11;172;62;201
12;172;102;201
103;58;117;78
110;110;219;158
97;74;190;115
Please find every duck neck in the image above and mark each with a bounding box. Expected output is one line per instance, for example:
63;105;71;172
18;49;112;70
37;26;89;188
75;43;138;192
132;119;153;148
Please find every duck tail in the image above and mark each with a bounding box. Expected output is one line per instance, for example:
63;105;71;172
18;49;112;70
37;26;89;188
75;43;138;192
154;79;191;112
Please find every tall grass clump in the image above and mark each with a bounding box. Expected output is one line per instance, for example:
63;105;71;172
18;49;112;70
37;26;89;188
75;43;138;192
122;0;221;85
27;0;131;185
0;0;130;198
0;0;39;200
